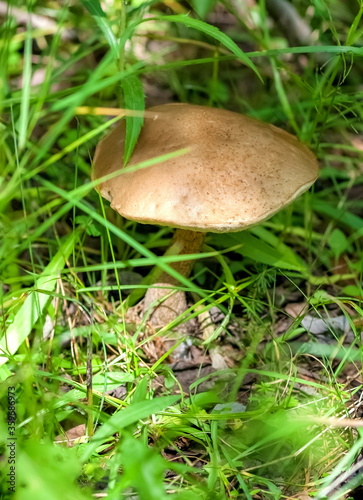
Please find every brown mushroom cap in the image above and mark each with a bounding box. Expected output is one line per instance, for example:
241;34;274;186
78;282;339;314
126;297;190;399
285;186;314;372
93;103;318;232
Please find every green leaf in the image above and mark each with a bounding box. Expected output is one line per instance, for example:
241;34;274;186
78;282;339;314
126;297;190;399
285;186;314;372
251;226;306;270
117;15;262;82
0;234;76;374
121;74;145;165
313;201;363;231
191;0;218;19
119;435;169;500
75;215;102;236
341;285;362;298
132;375;148;404
16;442;90;500
289;342;362;362
18;22;32;150
216;230;307;272
81;0;118;58
159;15;262;82
81;395;180;462
92;371;135;391
328;228;349;258
51;372;135;408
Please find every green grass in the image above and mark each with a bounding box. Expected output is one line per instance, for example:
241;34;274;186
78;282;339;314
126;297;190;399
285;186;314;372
1;0;363;499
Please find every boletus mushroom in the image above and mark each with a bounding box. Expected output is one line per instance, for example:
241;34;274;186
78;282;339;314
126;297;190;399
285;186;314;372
93;103;318;332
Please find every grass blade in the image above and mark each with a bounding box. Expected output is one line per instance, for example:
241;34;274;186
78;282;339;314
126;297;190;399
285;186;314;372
121;74;145;165
18;14;32;150
0;234;76;373
159;14;262;81
81;395;180;461
218;231;307;272
81;0;118;58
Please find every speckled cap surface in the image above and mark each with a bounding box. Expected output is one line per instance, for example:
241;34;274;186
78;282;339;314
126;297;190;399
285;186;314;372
93;103;319;232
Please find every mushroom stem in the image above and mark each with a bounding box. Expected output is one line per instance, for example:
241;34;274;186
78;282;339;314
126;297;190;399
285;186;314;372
158;229;205;285
143;229;205;331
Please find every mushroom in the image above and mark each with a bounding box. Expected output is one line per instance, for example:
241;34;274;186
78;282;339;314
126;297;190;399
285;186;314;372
93;103;318;332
